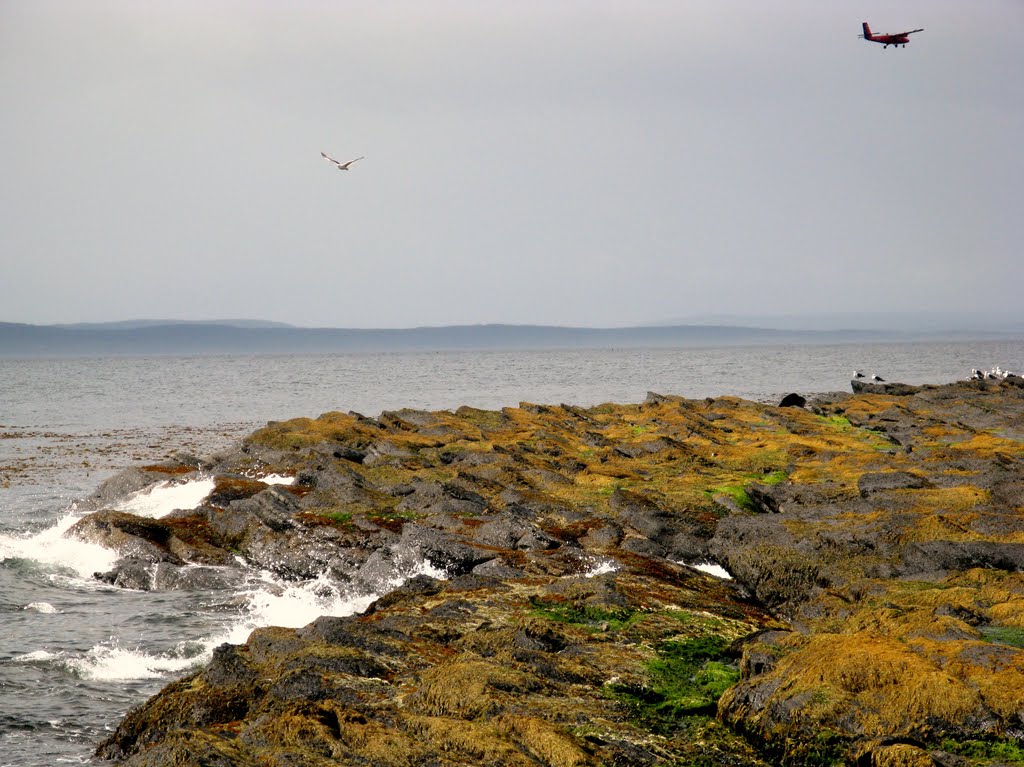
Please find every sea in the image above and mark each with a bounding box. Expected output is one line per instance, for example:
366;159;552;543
1;340;1022;766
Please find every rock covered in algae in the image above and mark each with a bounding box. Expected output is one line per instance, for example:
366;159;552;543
79;378;1024;766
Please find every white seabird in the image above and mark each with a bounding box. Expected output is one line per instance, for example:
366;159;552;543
321;152;364;170
871;374;885;382
853;370;865;379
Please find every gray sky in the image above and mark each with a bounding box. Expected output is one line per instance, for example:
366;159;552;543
2;1;1021;328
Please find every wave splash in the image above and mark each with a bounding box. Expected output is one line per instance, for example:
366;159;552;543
0;509;117;582
7;474;448;683
14;639;201;682
215;555;448;647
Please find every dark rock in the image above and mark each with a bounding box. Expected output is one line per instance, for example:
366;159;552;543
472;512;534;549
83;381;1024;765
298;616;409;656
205;475;270;508
396;480;487;516
470;558;526;579
331;445;367;463
396;523;494;575
619;536;667;558
579;523;623;550
77;466;195;512
745;483;782;514
778;393;806;408
94;558;155;590
665;532;707;562
363;438;418;467
513;624;567;653
857;471;934;497
499;488;574;518
900;541;1024;576
851;380;922;396
68;511;183;565
202;643;259;688
150;562;246;591
96;559;244;592
269;670;331;702
737;630;793;678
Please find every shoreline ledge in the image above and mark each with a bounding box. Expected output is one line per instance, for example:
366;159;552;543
77;377;1024;766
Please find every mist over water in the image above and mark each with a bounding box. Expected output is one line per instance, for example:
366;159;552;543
1;341;1021;765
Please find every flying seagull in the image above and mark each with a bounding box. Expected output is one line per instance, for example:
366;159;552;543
321;152;364;170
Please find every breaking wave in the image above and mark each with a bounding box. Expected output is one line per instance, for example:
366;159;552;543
0;512;117;582
14;641;201;682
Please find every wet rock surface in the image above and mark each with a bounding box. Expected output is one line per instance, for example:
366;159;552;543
71;380;1024;765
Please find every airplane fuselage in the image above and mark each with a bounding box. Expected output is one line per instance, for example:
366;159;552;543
861;23;922;49
866;34;912;48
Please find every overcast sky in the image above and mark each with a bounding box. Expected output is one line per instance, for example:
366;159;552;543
2;1;1021;328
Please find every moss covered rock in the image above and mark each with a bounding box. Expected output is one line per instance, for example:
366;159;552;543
84;379;1024;765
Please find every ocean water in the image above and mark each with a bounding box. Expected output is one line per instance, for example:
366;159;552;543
1;340;1021;766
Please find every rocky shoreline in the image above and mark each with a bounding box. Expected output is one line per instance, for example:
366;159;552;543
70;377;1024;766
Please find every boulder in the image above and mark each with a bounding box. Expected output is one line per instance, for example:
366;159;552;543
900;541;1024;576
857;471;934;497
778;393;806;408
851;380;921;396
68;511;184;565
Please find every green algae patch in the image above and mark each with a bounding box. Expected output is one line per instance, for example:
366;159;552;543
606;635;740;733
367;508;423;532
980;626;1024;649
708;484;756;512
757;469;789;485
298;509;354;528
529;598;640;633
935;738;1024;766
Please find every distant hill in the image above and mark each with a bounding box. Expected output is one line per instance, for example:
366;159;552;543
0;320;1014;358
654;311;1024;334
50;319;294;331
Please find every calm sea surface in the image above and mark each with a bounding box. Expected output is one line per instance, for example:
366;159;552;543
1;340;1021;765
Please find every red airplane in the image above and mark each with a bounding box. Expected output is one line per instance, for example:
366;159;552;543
859;22;924;49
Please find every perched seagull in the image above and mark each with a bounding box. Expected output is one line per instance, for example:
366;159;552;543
321;152;364;170
871;374;885;382
853;370;865;379
970;368;984;381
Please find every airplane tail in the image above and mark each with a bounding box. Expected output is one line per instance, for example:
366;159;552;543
861;22;873;39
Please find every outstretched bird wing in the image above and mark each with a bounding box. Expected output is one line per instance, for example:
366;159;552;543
321;152;364;170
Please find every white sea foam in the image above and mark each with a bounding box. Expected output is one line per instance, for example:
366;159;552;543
114;478;216;518
209;558;448;648
24;601;58;613
113;474;292;519
580;558;619;577
16;641;200;682
64;642;199;681
0;512;118;580
684;560;734;580
247;473;295;486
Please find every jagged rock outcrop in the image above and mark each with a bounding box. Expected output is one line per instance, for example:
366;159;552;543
72;378;1024;766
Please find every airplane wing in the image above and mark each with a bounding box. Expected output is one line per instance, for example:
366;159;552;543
900;28;924;35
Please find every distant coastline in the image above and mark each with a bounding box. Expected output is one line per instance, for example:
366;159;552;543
1;320;1020;358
